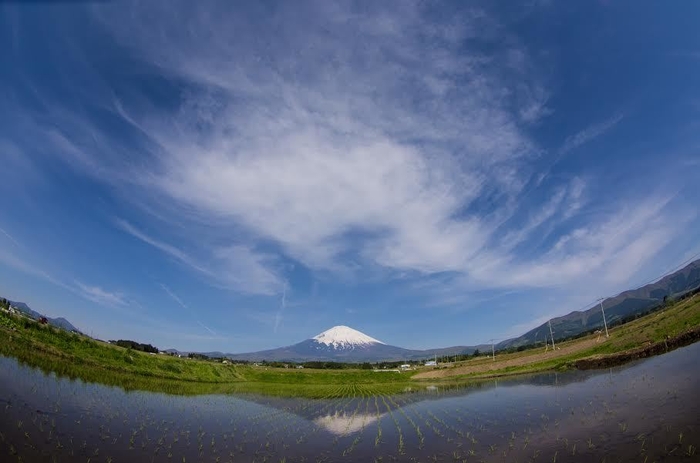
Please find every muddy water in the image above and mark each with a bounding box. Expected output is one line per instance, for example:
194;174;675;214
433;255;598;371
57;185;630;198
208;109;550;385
1;342;699;462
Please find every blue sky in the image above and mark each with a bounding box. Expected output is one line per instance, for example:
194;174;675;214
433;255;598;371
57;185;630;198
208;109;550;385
1;1;699;352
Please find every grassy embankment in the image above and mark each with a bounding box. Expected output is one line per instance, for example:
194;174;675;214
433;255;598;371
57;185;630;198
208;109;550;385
1;294;698;396
414;294;700;382
0;312;410;397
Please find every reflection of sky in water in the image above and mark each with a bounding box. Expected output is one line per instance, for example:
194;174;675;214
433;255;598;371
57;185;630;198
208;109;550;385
1;342;699;462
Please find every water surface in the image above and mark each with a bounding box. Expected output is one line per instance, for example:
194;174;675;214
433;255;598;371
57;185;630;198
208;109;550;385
1;342;699;462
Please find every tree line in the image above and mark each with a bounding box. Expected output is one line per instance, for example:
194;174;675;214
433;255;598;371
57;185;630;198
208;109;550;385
109;339;159;354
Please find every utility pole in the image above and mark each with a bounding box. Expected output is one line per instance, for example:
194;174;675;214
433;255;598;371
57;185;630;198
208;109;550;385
548;320;555;351
487;338;496;361
599;298;609;338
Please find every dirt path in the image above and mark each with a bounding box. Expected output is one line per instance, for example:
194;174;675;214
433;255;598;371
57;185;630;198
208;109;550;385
413;337;602;380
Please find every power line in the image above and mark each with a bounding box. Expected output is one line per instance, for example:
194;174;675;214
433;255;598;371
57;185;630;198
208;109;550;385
567;251;700;317
627;250;700;292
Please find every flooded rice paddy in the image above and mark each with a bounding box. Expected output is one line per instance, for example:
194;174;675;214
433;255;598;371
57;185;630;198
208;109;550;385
1;342;699;462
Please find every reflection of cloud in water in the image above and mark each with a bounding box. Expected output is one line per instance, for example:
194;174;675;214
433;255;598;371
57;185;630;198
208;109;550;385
314;411;384;435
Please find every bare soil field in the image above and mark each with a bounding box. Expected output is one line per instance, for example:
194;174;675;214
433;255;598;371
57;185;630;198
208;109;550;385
414;337;601;379
414;295;700;381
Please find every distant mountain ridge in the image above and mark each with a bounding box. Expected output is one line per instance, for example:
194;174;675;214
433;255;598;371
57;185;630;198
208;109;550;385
3;258;699;362
224;325;482;362
497;258;700;349
7;300;81;333
220;258;700;362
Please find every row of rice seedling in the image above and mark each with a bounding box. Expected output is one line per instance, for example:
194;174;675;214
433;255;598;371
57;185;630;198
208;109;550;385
3;340;700;462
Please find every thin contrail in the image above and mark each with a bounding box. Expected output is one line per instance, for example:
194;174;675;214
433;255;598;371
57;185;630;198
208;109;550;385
0;226;20;247
160;283;218;336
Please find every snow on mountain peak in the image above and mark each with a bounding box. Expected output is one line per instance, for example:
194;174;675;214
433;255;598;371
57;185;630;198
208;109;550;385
312;325;385;349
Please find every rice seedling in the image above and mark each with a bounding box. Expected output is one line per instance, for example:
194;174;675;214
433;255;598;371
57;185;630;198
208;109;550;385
2;317;700;463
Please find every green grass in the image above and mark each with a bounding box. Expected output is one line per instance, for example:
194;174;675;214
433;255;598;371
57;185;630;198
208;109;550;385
418;295;700;382
1;295;698;396
0;314;242;381
0;311;412;396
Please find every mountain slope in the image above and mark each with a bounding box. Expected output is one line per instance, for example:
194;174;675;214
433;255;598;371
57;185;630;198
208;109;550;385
4;257;698;362
48;317;80;333
8;300;81;333
498;258;700;349
9;301;41;319
225;325;478;362
224;259;700;362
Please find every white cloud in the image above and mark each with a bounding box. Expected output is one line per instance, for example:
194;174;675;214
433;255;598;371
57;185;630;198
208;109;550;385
0;248;56;283
483;194;679;288
0;246;138;311
115;219;205;272
213;246;285;296
273;282;287;334
85;2;542;279
560;114;624;154
74;281;127;307
117;219;283;295
499;187;568;251
6;2;688;308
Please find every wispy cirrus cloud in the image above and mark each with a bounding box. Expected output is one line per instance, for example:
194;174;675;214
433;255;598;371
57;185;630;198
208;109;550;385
486;194;681;288
85;2;541;279
0;247;62;286
560;113;624;155
533;113;624;188
274;282;287;334
115;219;207;273
0;242;134;311
407;190;685;312
74;281;127;307
116;219;283;296
3;1;689;315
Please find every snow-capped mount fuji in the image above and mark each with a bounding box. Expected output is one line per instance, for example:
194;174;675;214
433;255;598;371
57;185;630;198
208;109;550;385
223;325;476;362
312;325;385;350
